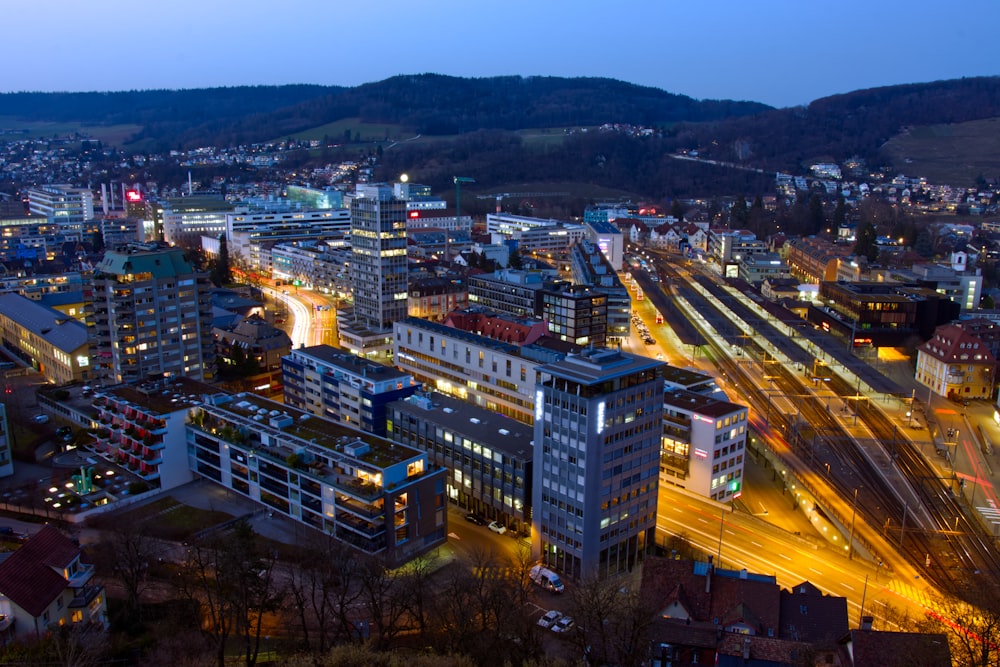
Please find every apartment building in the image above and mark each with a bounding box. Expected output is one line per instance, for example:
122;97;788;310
282;345;418;436
916;323;996;401
338;185;408;362
90;244;216;383
189;387;446;566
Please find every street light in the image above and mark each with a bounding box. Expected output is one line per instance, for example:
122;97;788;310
848;487;859;560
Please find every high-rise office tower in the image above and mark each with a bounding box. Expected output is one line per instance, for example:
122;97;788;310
532;347;663;580
90;243;215;384
338;185;408;362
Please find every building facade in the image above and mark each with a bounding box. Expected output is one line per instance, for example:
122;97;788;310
26;185;95;225
0;293;90;385
916;324;996;401
338;185;408;362
660;388;748;501
533;348;664;579
393;317;546;426
388;391;533;534
188;388;447;566
90;244;216;384
282;345;418;436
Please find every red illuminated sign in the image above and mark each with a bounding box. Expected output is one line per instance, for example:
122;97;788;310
408;210;420;219
126;190;142;202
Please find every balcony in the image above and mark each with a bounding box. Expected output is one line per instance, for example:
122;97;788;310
66;563;94;589
335;511;385;538
69;584;103;609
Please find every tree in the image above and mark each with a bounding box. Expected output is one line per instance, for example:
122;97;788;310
670;199;685;222
854;221;879;262
833;196;847;228
284;533;364;653
95;519;158;625
924;586;1000;667
808;194;825;234
507;249;523;269
176;520;283;667
210;234;232;287
729;196;748;228
565;573;654;667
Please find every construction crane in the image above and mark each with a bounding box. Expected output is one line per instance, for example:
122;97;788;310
477;191;569;214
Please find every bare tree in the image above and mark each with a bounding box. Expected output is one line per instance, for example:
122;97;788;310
567;572;654;667
175;520;283;667
98;520;158;623
284;532;364;652
357;554;408;650
923;586;1000;667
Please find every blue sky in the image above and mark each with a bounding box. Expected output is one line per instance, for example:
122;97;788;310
4;0;996;108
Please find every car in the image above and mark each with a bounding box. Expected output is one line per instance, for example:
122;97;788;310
464;513;488;526
488;521;507;535
274;318;286;324
537;610;563;628
32;414;49;424
551;615;575;633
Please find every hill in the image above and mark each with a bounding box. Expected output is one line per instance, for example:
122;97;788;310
0;75;770;151
669;76;1000;176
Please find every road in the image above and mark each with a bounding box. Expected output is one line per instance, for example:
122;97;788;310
656;483;933;629
265;286;340;349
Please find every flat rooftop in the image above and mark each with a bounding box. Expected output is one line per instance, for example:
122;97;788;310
389;391;533;462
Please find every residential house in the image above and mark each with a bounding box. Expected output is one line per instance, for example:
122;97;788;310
0;526;107;643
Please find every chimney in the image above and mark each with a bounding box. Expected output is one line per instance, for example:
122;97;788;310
860;615;874;631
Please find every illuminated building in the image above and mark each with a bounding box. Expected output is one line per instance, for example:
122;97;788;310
338;185;408;363
90;244;215;384
660;388;748;502
533;347;664;579
0;293;90;385
26;185;94;225
282;344;417;436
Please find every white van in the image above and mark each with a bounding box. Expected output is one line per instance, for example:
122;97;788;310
529;565;565;593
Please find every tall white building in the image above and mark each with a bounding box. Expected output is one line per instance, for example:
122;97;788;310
27;185;94;224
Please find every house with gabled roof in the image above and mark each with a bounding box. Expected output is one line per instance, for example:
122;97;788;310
643;558;853;666
916;323;996;401
0;525;107;643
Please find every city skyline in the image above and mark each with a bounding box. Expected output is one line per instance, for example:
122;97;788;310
3;0;996;108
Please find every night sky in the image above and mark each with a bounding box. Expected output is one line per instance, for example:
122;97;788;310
5;0;996;108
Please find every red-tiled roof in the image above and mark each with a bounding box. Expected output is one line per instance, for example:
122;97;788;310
919;324;996;364
0;525;79;616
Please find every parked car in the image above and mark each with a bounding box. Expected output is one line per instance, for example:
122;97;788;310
32;414;49;424
488;521;507;535
464;513;488;526
551;615;575;633
537;610;563;628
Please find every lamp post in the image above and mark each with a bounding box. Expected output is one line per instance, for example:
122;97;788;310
848;487;859;560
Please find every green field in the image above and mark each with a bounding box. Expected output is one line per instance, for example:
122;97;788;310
882;117;1000;186
0;116;141;145
276;118;413;144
